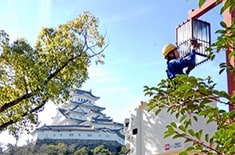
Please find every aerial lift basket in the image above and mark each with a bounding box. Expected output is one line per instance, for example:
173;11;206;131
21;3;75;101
176;18;211;66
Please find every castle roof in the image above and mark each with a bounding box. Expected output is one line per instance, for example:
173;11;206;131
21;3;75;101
74;89;100;100
70;100;105;111
37;125;93;131
58;108;86;123
93;116;113;122
90;120;123;127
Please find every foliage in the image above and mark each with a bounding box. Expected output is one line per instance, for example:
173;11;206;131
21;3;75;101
0;142;124;155
91;145;110;155
47;144;58;155
74;146;89;155
47;143;73;155
144;1;235;155
0;11;107;137
118;145;129;155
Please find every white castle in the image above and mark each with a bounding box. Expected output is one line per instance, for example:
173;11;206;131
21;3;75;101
34;89;125;150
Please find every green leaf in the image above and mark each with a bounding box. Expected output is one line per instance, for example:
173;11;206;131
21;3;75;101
188;129;195;136
180;115;187;122
179;150;188;155
220;21;227;28
230;146;235;153
171;122;177;128
193;116;198;122
175;112;180;119
179;125;186;132
164;133;173;138
166;125;174;132
219;68;225;74
173;134;185;139
199;0;206;7
155;109;161;116
207;118;214;124
205;134;209;142
229;51;235;58
184;138;193;143
147;103;156;112
224;139;232;146
215;29;226;34
221;0;231;14
176;84;192;93
186;146;195;151
195;130;203;140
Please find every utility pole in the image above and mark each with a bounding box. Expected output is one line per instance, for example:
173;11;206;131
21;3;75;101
188;0;235;111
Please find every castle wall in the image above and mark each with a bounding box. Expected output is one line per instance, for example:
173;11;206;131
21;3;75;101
36;139;123;152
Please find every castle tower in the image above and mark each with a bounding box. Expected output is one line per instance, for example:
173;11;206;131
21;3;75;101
34;89;124;151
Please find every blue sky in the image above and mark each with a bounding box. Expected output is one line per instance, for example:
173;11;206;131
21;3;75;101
0;0;228;145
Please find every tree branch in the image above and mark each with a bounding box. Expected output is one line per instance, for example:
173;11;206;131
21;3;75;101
0;92;34;113
0;54;78;114
174;130;222;155
0;98;48;131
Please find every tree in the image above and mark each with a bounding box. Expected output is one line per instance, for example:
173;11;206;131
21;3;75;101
56;142;68;155
117;145;128;155
47;144;58;155
91;145;110;155
74;146;89;155
144;0;235;155
0;11;107;136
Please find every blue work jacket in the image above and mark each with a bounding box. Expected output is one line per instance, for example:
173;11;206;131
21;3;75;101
166;50;196;79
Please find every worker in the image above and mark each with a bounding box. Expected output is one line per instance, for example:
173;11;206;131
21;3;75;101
162;39;200;79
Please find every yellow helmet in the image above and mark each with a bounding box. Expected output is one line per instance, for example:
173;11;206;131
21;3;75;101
162;43;176;58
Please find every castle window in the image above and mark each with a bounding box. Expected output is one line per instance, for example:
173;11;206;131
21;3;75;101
78;133;81;136
132;128;138;135
125;122;129;127
53;133;56;137
87;134;92;137
69;133;74;137
60;133;63;137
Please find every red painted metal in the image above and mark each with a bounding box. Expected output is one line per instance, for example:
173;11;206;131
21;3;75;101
188;0;235;111
188;0;222;19
224;9;235;111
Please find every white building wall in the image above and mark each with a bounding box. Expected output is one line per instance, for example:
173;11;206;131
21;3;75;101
37;129;124;145
52;112;67;125
125;102;217;155
70;113;86;121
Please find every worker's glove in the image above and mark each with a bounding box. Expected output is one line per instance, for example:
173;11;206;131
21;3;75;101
185;64;195;75
190;39;201;50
